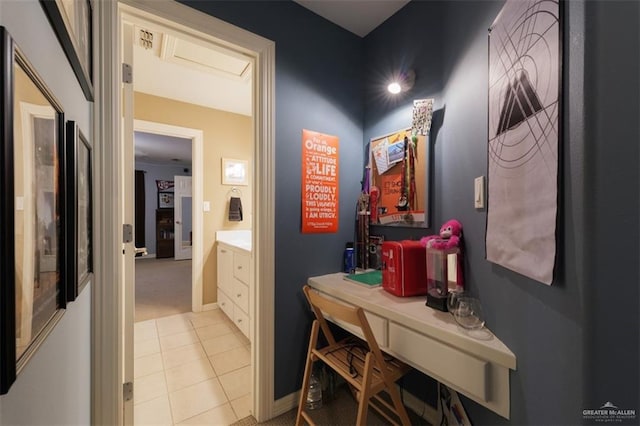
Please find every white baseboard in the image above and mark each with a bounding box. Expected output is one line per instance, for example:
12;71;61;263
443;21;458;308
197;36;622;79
402;388;440;425
135;253;156;260
273;391;300;418
202;303;217;311
273;386;438;423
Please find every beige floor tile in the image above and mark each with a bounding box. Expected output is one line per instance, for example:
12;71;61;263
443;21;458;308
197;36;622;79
201;333;244;357
162;343;208;369
235;331;251;347
195;322;235;342
134;394;173;426
190;309;230;329
230;393;252;420
156;314;194;337
218;366;250;401
159;329;200;351
209;346;250;376
176;403;238;425
134;371;167;405
169;378;228;423
134;352;164;379
165;357;216;392
134;319;158;342
134;337;161;359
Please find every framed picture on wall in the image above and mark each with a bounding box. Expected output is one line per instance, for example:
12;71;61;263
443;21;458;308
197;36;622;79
0;27;67;395
222;158;248;186
40;0;93;101
66;121;93;302
158;191;174;209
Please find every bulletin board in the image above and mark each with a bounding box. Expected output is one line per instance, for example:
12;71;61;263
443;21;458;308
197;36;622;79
369;128;427;226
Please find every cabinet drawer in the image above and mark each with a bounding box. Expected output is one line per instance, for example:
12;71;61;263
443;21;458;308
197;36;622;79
233;281;249;314
388;322;488;401
217;290;233;320
233;252;250;285
319;294;388;347
233;307;250;339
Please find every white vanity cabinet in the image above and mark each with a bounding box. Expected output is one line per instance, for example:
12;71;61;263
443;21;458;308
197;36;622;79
217;242;251;339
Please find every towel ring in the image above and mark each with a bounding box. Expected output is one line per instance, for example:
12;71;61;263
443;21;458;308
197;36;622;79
227;187;242;198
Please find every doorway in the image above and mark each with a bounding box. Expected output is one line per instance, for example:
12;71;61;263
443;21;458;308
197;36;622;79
113;2;276;425
95;1;275;423
134;129;193;322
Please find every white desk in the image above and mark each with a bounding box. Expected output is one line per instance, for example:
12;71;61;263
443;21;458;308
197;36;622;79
307;273;517;419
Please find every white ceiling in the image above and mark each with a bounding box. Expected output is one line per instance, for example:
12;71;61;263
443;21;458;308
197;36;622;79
130;1;407;164
131;21;253;117
134;132;192;167
294;0;410;37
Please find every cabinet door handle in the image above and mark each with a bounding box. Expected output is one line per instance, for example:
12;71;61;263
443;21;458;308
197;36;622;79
221;302;225;306
221;249;227;253
237;266;242;270
236;293;241;298
237;318;242;323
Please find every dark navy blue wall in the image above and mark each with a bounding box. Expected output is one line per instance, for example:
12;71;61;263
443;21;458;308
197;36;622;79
583;0;639;420
179;0;639;423
365;0;639;425
177;1;365;398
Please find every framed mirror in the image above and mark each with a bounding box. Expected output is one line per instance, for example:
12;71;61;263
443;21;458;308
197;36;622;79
0;27;67;394
368;128;430;228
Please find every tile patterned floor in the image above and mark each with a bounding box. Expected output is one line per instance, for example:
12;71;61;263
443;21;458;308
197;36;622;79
134;309;252;425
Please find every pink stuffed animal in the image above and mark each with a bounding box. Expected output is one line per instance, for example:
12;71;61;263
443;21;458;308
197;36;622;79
420;219;464;289
420;219;463;249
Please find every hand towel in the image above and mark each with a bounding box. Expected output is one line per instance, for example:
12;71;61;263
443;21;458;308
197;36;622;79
228;197;243;221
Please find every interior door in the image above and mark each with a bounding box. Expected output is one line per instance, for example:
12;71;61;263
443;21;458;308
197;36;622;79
174;175;193;260
121;19;135;425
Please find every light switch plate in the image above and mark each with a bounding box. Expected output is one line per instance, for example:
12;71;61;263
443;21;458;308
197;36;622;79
203;201;211;212
474;176;485;209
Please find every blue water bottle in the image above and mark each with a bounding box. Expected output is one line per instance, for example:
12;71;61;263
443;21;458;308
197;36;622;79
344;242;355;273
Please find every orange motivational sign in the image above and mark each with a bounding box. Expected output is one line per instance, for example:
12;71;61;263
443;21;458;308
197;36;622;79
301;129;339;233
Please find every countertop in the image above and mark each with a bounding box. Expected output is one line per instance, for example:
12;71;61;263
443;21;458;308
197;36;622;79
216;230;251;252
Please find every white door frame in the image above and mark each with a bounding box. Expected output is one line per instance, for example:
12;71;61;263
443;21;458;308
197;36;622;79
134;119;203;311
94;1;276;423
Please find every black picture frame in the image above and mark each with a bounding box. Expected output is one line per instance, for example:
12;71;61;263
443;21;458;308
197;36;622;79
0;27;67;395
40;0;93;101
66;121;93;302
158;191;175;209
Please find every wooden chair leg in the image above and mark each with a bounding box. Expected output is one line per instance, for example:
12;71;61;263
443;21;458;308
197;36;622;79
295;320;320;426
386;383;411;426
355;353;374;426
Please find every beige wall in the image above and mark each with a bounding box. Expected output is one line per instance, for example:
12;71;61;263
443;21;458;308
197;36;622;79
134;92;252;304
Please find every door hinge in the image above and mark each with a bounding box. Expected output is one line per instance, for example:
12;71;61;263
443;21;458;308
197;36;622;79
122;63;133;84
123;382;133;402
123;224;133;243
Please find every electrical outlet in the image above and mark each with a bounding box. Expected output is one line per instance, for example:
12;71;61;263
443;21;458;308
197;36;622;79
474;176;485;209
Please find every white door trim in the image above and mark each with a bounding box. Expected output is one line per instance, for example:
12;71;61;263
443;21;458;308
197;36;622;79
134;120;203;312
95;0;276;423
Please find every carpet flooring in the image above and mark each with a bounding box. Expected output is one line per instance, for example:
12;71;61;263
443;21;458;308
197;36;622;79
135;257;192;322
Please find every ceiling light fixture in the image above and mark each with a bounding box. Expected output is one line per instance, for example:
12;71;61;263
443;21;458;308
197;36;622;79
387;70;416;95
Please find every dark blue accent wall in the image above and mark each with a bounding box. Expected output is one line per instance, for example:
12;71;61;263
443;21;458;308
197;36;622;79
179;1;639;423
177;0;365;398
583;0;639;419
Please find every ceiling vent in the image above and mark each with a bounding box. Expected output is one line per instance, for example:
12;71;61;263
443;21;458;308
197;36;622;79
139;28;154;50
160;34;251;81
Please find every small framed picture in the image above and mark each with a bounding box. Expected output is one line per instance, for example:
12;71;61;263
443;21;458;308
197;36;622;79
222;158;248;186
66;121;93;302
158;192;174;209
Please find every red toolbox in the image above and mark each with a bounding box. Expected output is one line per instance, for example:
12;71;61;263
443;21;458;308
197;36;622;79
381;240;427;297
